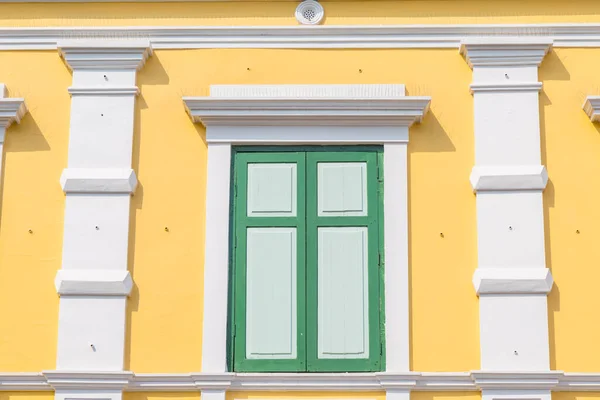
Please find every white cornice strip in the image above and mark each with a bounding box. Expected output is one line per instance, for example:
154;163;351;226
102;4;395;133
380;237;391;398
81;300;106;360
210;84;407;98
0;98;27;129
68;87;140;96
58;39;152;70
0;371;596;391
183;98;431;127
583;96;600;122
4;24;600;50
469;82;543;93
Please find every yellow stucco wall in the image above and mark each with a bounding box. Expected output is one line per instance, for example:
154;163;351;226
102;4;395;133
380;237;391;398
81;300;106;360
0;0;599;376
3;0;600;27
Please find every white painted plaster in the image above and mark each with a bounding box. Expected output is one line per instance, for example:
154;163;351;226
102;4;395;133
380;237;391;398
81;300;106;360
201;142;232;374
383;142;410;372
55;270;133;296
473;268;553;295
61;168;138;194
470;165;548;192
52;41;150;400
461;39;552;376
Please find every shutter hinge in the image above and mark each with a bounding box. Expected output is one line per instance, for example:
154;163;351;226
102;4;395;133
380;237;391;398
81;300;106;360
376;157;383;183
380;341;383;356
378;253;382;267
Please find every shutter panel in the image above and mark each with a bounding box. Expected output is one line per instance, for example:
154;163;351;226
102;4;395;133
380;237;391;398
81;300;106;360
306;151;382;372
317;226;370;359
232;152;306;372
246;227;297;359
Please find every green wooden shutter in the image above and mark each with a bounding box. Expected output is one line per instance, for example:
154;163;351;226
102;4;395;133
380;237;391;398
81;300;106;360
232;151;306;372
231;146;383;373
306;151;382;372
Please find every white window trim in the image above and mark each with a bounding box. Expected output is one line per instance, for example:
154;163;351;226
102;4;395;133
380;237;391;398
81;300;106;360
183;84;430;378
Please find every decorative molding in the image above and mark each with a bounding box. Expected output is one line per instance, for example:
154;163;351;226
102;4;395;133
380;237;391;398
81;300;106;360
471;371;562;390
60;168;138;194
55;270;134;296
3;24;600;51
469;82;543;94
183;97;431;127
470;165;548;192
583;96;600;122
460;38;553;67
0;84;27;129
58;40;152;70
6;371;600;392
44;371;133;390
295;0;324;26
472;268;554;295
68;87;140;96
210;84;407;98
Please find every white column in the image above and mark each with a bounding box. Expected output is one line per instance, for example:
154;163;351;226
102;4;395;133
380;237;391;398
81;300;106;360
461;38;555;400
50;40;151;400
0;83;27;190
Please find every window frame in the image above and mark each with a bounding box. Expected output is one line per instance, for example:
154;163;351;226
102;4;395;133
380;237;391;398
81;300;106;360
229;146;385;373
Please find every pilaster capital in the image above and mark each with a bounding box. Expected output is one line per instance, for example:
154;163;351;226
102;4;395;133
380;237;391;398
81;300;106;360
0;84;27;130
583;96;600;122
58;39;152;71
460;37;552;68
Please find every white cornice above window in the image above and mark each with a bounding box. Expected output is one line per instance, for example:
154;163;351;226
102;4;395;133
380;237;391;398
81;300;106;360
183;84;430;143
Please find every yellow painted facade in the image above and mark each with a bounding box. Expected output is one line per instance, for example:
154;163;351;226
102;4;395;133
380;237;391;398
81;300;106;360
1;2;600;400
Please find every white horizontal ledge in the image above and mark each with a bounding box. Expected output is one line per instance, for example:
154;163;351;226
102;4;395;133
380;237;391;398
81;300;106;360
184;98;431;127
58;39;152;70
470;82;543;94
0;24;599;51
472;371;563;390
470;165;548;192
60;168;138;194
54;269;133;296
473;268;554;295
0;97;27;129
68;87;140;96
460;37;553;67
583;96;600;122
5;371;600;392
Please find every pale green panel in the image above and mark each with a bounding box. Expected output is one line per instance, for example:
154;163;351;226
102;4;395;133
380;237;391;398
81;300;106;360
317;227;369;359
318;162;367;217
246;227;297;359
247;163;297;217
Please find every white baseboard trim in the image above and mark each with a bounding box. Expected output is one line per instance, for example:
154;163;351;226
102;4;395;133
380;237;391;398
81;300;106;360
0;371;594;392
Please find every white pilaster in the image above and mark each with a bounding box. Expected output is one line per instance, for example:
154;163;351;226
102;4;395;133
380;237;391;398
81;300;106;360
461;37;553;400
0;83;27;193
52;39;151;400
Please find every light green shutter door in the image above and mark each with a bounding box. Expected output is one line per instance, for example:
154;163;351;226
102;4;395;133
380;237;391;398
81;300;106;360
232;152;306;372
306;151;382;372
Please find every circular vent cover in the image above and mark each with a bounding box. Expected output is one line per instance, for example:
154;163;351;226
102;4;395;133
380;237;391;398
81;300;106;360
295;0;324;25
